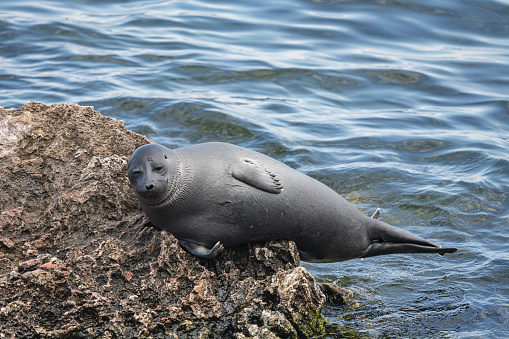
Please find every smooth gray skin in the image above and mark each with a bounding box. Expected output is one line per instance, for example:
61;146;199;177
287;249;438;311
128;142;457;262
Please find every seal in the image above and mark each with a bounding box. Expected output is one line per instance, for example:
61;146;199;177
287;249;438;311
128;142;457;262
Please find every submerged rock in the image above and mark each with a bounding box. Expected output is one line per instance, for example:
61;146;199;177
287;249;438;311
0;102;329;338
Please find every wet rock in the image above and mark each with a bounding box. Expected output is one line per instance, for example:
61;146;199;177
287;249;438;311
319;283;355;306
0;102;328;338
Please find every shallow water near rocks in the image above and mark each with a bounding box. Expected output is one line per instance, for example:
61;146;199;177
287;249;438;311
1;0;508;337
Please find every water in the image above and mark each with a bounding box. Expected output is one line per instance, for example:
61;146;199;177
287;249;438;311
1;0;508;337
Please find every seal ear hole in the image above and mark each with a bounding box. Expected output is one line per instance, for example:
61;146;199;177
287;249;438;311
164;154;168;159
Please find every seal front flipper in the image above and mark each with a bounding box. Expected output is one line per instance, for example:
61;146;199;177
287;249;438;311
178;240;224;259
231;159;283;194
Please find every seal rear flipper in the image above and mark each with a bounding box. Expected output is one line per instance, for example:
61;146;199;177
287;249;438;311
178;240;224;259
231;159;283;194
361;242;457;258
363;219;458;258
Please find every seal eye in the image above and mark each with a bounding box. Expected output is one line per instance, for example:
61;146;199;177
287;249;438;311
154;166;164;172
131;170;142;177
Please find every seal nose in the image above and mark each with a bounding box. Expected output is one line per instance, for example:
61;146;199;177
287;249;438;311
146;183;154;191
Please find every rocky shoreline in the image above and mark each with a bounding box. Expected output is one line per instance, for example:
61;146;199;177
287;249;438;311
0;102;350;338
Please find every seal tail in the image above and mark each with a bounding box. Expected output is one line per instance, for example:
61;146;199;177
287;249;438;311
361;217;457;259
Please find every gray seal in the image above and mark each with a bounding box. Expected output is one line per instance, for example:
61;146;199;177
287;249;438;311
128;142;457;262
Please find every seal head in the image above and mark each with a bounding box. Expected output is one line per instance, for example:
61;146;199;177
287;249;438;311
128;144;181;207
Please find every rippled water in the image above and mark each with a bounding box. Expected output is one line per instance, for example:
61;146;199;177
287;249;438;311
1;0;508;337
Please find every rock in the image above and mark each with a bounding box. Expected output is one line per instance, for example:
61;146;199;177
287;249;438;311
319;283;356;307
0;102;329;338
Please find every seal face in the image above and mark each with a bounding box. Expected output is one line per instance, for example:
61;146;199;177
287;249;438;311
128;144;182;207
128;142;457;262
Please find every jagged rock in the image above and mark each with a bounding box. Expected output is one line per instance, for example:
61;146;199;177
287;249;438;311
0;102;328;338
319;283;356;307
